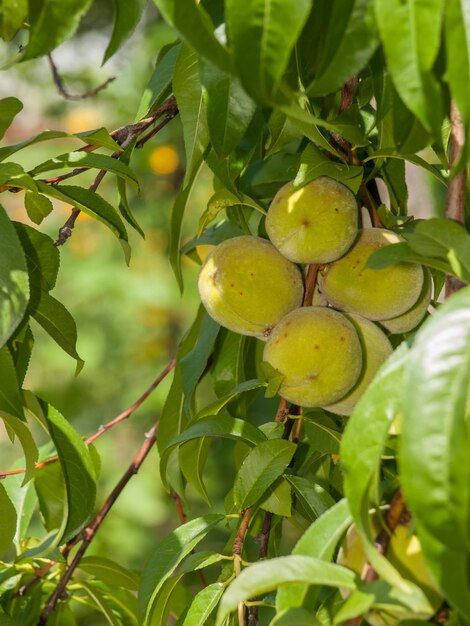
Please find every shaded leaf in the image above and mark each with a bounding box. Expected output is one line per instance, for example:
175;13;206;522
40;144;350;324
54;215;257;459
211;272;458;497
0;483;16;557
79;556;139;591
233;439;296;510
0;346;23;418
24;191;53;225
294;143;363;194
32;290;84;374
287;475;335;522
0;203;29;349
22;0;94;60
136;43;180;119
138;515;224;625
1;413;38;483
0;97;22;140
13;222;59;292
103;0;147;63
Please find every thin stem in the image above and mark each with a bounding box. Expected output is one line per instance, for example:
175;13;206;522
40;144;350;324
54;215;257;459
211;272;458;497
445;100;467;298
38;422;159;625
233;508;253;626
0;358;176;480
48;53;115;101
303;264;319;306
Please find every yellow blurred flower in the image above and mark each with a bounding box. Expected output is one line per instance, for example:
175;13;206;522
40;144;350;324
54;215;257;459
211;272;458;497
149;145;179;175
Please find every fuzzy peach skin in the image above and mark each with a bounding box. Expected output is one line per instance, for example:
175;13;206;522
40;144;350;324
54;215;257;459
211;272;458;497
266;177;358;264
263;307;362;407
198;236;304;339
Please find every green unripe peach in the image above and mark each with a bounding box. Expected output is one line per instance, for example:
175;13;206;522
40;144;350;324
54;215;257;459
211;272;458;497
380;268;433;334
263;307;362;407
319;229;424;321
266;177;358;264
198;236;304;340
323;314;392;416
337;520;442;625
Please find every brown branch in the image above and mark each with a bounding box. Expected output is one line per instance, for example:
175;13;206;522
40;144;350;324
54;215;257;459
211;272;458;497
48;53;115;101
303;264;319;306
53;96;178;246
38;422;160;625
342;489;406;626
0;358;176;480
445;101;467;298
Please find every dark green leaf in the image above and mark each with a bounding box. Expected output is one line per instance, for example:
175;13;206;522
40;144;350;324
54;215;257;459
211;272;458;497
294;144;363;194
216;556;356;624
34;461;66;532
32;290;84;374
160;416;267;490
0;97;23;140
271;608;321;626
374;0;444;135
0;346;23;418
363;150;447;185
225;0;312;103
44;402;96;542
309;0;378;96
0;0;27;41
22;0;94;60
233;439;296;510
115;145;144;237
152;0;231;72
14;222;59;292
138;515;224;625
136;43;181;119
287;475;335;522
103;0;147;62
259;477;292;517
201;60;256;158
276;498;352;612
36;182;129;258
8;324;34;386
0;483;16;557
79;556;139;591
0;204;29;349
179;437;211;503
31;152;139;187
173;45;209;183
0;162;37;191
401;288;470;618
24;191;53;225
195;379;266;420
1;413;38;483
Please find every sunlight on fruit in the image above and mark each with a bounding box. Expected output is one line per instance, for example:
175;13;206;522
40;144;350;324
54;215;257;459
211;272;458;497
149;145;180;175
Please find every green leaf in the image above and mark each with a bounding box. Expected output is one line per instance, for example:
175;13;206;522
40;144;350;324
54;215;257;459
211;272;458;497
363;150;447;185
0;0;27;41
0;97;23;140
0;483;17;557
34;461;66;532
309;0;378;96
225;0;312;103
22;0;94;60
1;413;38;483
80;581;126;626
366;240;453;277
0;204;29;349
31;152;139;187
259;477;292;517
201;60;256;158
138;515;224;625
179;582;224;626
14;222;60;292
180;312;219;415
44;402;96;542
294;143;364;194
276;499;352;612
195;379;266;420
287;475;335;522
341;343;432;613
152;0;231;72
374;0;445;135
400;288;470;618
0;162;37;191
8;324;34;386
160;416;267;490
445;0;470;163
169;154;203;291
233;439;296;510
216;556;356;624
32;290;84;374
173;45;209;183
136;43;181;119
179;438;211;503
103;0;147;63
271;608;321;626
0;128;121;163
0;346;23;418
79;556;139;591
36;182;129;256
24;191;53;225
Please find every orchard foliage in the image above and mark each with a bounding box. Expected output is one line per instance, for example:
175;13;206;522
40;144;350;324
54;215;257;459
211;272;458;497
0;1;470;625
